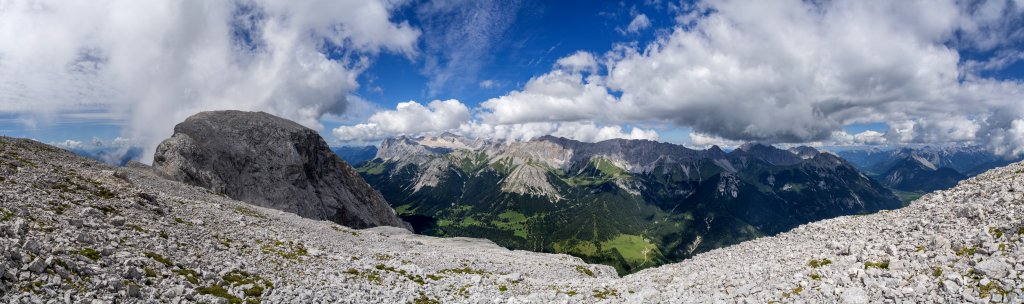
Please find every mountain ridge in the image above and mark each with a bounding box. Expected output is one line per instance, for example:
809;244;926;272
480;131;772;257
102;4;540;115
356;134;901;273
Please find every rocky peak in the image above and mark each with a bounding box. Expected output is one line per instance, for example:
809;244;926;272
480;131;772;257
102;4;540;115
788;146;820;160
731;142;804;166
153;110;410;230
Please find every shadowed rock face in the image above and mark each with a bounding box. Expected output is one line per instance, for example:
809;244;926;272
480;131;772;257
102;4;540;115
153;110;410;230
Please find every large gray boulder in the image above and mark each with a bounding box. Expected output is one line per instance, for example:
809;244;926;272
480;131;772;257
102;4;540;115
153;110;410;230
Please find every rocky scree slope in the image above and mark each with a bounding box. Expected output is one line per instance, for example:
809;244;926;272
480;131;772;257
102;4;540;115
0;137;617;303
4;137;1024;302
153;110;408;230
620;159;1024;303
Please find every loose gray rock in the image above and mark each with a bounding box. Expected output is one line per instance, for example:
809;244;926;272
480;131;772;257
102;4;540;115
152;111;410;230
840;287;869;304
975;259;1010;279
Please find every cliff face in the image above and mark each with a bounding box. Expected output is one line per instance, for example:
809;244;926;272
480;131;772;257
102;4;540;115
152;110;409;230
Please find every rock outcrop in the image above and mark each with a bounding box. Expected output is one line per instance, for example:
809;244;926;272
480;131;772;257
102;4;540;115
152;110;409;230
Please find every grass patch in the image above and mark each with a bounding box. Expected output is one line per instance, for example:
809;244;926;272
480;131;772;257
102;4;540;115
978;281;1009;298
574;265;595;277
92;187;116;199
145;252;173;267
78;248;101;261
222;270;273;298
260;240;308;260
600;234;659;265
592;287;618;299
342;268;382;284
172;268;201;285
375;264;426;285
892;190;924;205
989;227;1004;239
782;285;804;299
863;260;889;270
807;258;832;268
491;210;528;238
413;292;440;304
440;267;489;275
955;246;977;257
234;206;268;220
197;284;242;304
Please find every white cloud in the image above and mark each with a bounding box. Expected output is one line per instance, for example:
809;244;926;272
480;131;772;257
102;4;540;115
688;132;743;149
985;119;1024;156
333;99;471;142
555;51;599;73
460;121;658;143
830;130;888;146
623;14;651;34
461;0;1024;155
333;98;658;144
479;69;617;125
479;79;496;89
0;0;420;162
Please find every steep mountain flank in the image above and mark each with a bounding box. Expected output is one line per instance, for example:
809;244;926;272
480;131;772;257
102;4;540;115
881;155;967;193
152;111;409;230
330;145;377;165
354;135;901;273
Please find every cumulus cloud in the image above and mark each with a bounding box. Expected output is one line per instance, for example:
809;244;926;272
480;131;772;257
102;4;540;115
459;121;658;143
479;69;617;125
0;0;420;162
555;51;599;73
458;0;1024;155
333;99;471;142
332;98;658;144
830;130;889;146
688;132;744;149
623;14;651;34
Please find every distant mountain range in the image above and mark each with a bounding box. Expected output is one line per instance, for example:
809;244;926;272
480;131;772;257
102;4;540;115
837;146;1020;196
344;134;901;274
330;145;377;165
65;146;144;166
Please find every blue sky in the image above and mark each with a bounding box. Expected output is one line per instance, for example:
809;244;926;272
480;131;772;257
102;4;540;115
2;0;1024;161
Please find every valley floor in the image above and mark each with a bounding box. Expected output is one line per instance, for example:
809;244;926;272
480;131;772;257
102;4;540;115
3;136;1024;303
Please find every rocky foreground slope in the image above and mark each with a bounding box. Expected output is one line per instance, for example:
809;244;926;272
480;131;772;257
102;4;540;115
153;111;408;230
3;135;1024;303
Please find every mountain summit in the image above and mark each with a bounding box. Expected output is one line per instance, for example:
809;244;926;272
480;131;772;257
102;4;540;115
153;111;409;230
353;134;901;273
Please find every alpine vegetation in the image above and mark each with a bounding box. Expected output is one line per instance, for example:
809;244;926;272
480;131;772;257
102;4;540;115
355;133;901;273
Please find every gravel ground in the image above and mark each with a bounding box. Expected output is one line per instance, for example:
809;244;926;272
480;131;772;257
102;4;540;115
3;136;1024;303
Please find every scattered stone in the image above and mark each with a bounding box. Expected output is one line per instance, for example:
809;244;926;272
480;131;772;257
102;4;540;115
108;216;126;227
4;133;1024;303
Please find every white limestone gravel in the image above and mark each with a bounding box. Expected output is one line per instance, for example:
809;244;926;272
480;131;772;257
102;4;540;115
3;136;1024;303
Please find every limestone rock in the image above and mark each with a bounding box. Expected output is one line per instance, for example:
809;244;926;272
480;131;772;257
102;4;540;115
152;111;409;230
